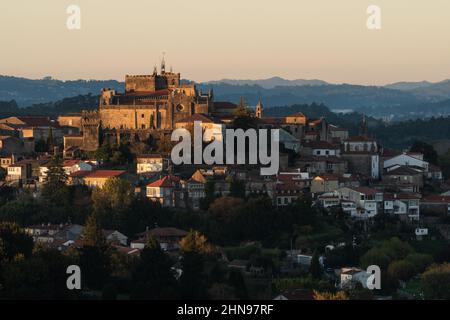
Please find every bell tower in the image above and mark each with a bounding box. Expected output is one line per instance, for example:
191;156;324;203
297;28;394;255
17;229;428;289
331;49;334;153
256;100;263;119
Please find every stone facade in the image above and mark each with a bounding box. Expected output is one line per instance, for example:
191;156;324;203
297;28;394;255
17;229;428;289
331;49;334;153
71;64;216;152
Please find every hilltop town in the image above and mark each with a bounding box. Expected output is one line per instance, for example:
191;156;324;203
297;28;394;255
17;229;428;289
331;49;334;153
0;63;449;300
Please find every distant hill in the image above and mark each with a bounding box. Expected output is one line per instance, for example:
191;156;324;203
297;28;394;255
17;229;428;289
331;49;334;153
204;76;328;89
198;82;425;110
0;75;122;107
2;74;450;119
385;79;450;101
0;94;99;118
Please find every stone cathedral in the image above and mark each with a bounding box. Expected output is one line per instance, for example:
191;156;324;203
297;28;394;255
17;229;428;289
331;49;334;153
68;59;229;152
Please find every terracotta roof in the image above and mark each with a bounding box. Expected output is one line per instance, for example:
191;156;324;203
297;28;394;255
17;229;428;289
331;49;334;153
69;170;90;178
286;112;306;118
147;175;180;188
84;170;126;179
148;227;188;238
351;186;378;195
345;135;375;142
422;195;450;203
384;192;421;200
63;160;81;167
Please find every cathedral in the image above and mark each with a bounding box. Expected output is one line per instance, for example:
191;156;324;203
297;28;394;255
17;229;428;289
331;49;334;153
63;59;236;152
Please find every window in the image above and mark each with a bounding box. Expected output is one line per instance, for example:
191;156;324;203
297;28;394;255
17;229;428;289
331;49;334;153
141;114;145;118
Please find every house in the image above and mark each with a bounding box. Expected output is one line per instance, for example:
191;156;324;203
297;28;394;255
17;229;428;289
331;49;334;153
136;154;167;176
132;227;188;251
301;140;341;157
384;153;429;172
342;135;380;179
382;166;423;193
317;193;341;209
175;114;225;142
311;174;340;195
295;156;348;175
337;187;383;219
103;230;128;246
0;135;26;155
383;193;421;221
146;175;185;207
0;116;64;144
273;289;314;300
329;125;349;142
275;170;310;206
81;170;128;188
427;164;443;181
25;223;84;244
39;159;94;183
57;113;82;130
420;195;450;216
182;175;206;210
340;267;371;289
0;154;15;169
278;129;301;153
6;160;34;183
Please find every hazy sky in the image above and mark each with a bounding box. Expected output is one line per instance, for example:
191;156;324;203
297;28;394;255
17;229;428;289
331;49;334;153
1;0;449;84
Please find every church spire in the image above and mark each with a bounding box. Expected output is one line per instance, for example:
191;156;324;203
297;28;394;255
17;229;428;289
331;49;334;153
161;52;166;74
360;114;368;137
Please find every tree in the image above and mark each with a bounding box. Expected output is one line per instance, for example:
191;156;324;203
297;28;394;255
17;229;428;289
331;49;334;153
79;214;111;289
179;250;207;299
421;263;450;299
309;251;323;279
42;155;68;203
313;290;348;300
91;177;134;229
410;140;438;165
180;230;215;255
0;222;34;263
229;178;246;199
388;259;416;282
131;236;177;299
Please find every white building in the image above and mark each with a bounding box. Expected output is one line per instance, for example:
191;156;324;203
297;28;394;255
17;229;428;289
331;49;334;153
337;187;383;219
384;153;429;172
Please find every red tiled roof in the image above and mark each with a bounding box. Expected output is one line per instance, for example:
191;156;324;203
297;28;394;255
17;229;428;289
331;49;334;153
345;135;375;142
351;186;378;195
286;112;306;118
69;170;90;178
63;160;81;167
384;192;421;200
84;170;126;179
422;195;450;203
147;175;180;188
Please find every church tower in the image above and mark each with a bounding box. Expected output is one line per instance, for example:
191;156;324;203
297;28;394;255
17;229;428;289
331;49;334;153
256;100;263;119
359;115;368;137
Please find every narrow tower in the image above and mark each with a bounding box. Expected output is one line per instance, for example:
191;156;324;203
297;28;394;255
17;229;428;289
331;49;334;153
256;100;263;119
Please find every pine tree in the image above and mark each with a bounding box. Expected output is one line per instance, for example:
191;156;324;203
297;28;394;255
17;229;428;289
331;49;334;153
42;155;67;200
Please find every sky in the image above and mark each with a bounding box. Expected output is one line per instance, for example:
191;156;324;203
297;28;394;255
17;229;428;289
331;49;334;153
1;0;449;85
